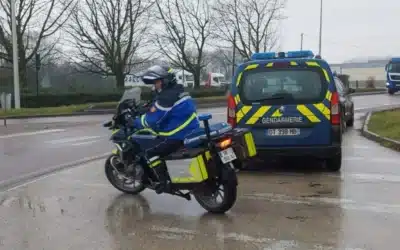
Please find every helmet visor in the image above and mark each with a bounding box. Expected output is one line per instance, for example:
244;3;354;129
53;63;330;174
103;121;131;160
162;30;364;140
142;75;159;85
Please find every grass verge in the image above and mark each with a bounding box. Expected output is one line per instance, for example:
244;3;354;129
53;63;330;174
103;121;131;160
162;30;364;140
368;109;400;141
0;104;90;118
367;108;400;151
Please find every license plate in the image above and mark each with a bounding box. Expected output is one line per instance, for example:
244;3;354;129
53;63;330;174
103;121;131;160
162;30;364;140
218;147;237;164
267;128;300;136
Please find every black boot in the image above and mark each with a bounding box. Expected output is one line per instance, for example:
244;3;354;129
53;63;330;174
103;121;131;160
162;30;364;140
151;162;171;194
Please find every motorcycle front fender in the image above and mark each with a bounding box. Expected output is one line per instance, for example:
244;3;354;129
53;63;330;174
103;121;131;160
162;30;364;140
220;164;238;186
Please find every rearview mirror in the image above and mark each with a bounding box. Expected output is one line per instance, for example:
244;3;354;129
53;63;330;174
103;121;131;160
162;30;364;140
103;121;112;127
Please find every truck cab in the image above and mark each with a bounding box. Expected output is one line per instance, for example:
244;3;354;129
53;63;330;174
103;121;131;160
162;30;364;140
385;58;400;95
175;70;195;88
204;72;228;87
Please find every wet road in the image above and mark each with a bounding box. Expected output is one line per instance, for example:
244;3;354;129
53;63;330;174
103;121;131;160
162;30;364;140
1;94;400;187
0;107;226;187
1;134;400;249
0;94;400;249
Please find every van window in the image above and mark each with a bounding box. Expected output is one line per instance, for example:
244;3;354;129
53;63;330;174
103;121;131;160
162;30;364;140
239;68;328;105
334;78;345;94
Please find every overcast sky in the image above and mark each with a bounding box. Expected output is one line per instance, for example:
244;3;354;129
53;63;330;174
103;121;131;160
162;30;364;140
280;0;400;63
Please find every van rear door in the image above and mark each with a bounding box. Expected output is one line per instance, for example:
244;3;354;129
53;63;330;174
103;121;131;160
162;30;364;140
235;62;332;147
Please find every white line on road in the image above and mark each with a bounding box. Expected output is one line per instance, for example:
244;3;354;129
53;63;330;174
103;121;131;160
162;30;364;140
45;135;104;144
210;112;225;115
343;157;400;164
0;152;110;193
345;173;400;183
354;103;400;111
243;193;400;214
343;145;372;149
71;139;104;146
0;129;65;139
151;225;365;250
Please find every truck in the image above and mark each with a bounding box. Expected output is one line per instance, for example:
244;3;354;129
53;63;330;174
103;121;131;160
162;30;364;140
385;57;400;95
175;70;195;88
203;72;228;87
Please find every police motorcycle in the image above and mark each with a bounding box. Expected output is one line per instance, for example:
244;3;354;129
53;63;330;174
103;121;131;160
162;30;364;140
103;88;257;214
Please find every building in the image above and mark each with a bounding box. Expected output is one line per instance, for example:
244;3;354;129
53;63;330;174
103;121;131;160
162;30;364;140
330;59;388;82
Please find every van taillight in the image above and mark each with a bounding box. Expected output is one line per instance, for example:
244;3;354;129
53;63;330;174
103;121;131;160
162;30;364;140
227;94;236;127
330;91;340;125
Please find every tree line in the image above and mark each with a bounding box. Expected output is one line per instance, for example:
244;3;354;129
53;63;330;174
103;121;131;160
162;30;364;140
0;0;285;90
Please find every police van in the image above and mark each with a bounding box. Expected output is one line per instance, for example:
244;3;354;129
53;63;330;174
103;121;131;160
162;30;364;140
227;51;342;171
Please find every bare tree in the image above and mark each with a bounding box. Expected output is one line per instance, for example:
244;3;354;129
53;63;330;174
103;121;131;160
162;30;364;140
68;0;153;89
214;0;286;61
0;0;75;88
154;0;213;88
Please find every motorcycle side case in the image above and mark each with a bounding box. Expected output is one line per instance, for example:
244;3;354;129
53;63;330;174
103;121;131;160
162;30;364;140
166;148;211;184
223;128;257;161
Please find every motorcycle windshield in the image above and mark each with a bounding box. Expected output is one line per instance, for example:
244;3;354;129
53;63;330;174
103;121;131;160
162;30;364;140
119;87;142;105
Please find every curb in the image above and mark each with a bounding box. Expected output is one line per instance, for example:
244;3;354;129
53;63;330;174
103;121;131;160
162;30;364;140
361;109;400;152
0;91;387;120
0;153;109;192
351;90;386;96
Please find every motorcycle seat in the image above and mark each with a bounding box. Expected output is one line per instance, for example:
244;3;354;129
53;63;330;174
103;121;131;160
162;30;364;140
183;122;233;148
198;113;212;121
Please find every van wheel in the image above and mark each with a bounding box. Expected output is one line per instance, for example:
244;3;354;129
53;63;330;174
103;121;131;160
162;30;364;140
325;152;342;172
388;89;395;95
346;117;354;127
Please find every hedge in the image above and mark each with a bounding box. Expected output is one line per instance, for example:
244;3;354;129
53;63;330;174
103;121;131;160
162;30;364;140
17;87;228;108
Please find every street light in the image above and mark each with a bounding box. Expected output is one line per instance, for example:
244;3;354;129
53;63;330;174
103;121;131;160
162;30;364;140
318;0;323;56
11;0;21;109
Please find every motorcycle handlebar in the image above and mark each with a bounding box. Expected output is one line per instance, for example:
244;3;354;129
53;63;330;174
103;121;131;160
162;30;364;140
103;99;152;129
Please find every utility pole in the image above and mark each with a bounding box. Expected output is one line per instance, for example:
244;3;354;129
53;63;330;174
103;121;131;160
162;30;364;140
318;0;323;56
232;30;236;78
300;33;304;50
11;0;20;108
35;53;41;96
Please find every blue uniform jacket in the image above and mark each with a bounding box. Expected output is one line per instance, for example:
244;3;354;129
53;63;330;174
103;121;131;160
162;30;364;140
133;84;200;140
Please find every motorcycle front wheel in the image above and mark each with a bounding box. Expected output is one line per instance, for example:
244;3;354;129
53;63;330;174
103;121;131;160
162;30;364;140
105;155;146;195
193;164;238;214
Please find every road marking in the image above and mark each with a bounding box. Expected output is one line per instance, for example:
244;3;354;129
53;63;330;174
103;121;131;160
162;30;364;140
355;103;400;112
45;135;103;144
343;156;400;164
0;152;109;193
151;225;365;249
71;139;104;146
243;193;400;214
343;145;371;149
210;112;225;115
344;173;400;183
0;129;65;139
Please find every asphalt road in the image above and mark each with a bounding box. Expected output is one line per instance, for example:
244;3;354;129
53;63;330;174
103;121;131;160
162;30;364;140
1;94;400;186
0;94;400;249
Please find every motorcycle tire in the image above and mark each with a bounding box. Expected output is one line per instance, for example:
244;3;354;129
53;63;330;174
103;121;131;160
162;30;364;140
105;155;146;195
193;164;238;214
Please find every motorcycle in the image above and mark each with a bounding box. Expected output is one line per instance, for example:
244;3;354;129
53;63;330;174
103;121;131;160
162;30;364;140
102;88;257;214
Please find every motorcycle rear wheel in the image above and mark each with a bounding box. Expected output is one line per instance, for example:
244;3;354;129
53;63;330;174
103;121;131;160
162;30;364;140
193;165;237;214
105;155;146;195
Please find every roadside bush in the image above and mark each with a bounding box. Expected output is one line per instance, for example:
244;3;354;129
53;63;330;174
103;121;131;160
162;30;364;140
18;86;227;108
365;76;376;89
